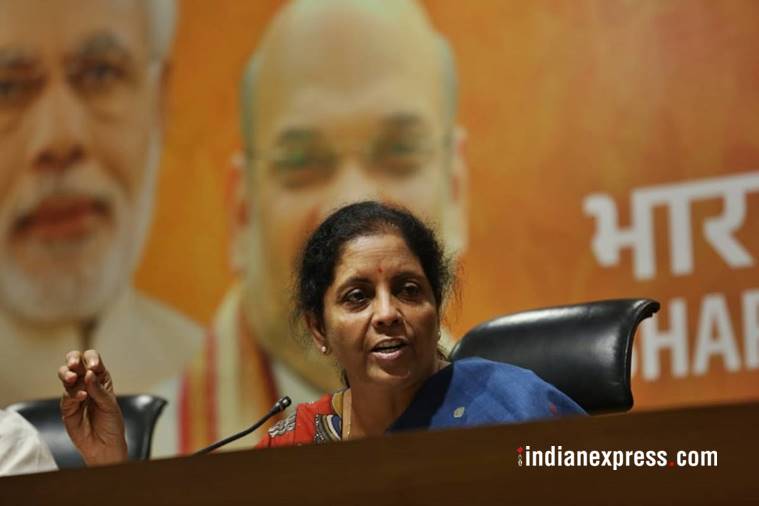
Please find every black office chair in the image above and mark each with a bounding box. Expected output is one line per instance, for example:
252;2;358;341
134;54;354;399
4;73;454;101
6;394;166;469
449;298;660;414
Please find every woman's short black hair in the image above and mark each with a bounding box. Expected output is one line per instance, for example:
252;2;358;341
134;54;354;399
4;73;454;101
295;201;453;328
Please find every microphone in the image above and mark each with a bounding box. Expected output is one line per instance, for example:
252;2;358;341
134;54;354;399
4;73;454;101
193;396;292;456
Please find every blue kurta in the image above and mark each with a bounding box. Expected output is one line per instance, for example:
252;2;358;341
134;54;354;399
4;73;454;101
388;357;585;432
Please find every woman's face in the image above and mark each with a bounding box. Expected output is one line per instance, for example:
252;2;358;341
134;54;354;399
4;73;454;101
312;231;441;390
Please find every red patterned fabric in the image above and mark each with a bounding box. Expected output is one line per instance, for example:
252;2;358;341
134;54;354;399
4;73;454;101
256;393;337;448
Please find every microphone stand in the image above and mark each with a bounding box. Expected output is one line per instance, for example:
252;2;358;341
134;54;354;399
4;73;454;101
193;396;292;456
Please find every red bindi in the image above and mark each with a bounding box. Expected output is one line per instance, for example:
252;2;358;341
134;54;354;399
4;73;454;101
378;267;383;273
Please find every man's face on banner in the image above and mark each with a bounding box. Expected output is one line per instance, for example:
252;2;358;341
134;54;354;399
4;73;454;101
0;0;164;323
238;0;466;369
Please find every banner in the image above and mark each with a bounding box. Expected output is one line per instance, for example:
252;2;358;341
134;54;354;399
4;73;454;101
1;0;756;455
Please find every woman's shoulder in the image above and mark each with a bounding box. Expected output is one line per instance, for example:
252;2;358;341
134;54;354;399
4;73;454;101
388;357;585;433
256;393;341;449
453;356;542;381
453;357;586;415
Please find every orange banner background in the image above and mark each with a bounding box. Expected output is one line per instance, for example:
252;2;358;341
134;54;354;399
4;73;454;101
135;0;759;410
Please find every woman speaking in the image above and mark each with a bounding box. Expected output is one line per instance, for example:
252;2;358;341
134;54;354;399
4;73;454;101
58;201;583;463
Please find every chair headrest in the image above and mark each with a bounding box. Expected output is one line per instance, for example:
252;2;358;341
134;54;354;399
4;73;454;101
7;394;167;468
450;298;660;414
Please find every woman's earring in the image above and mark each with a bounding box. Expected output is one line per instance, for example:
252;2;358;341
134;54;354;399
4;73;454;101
321;345;328;354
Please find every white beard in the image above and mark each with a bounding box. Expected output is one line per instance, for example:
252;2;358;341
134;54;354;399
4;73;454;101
0;136;161;325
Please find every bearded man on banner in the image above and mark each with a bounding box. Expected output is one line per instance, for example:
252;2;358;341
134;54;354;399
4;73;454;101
0;0;201;455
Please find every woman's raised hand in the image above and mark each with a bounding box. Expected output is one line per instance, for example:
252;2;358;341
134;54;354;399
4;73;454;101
58;350;128;466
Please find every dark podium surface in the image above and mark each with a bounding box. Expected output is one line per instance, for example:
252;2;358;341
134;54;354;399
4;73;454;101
2;402;757;505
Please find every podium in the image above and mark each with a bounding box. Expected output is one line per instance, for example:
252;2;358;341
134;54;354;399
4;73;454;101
2;402;757;505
